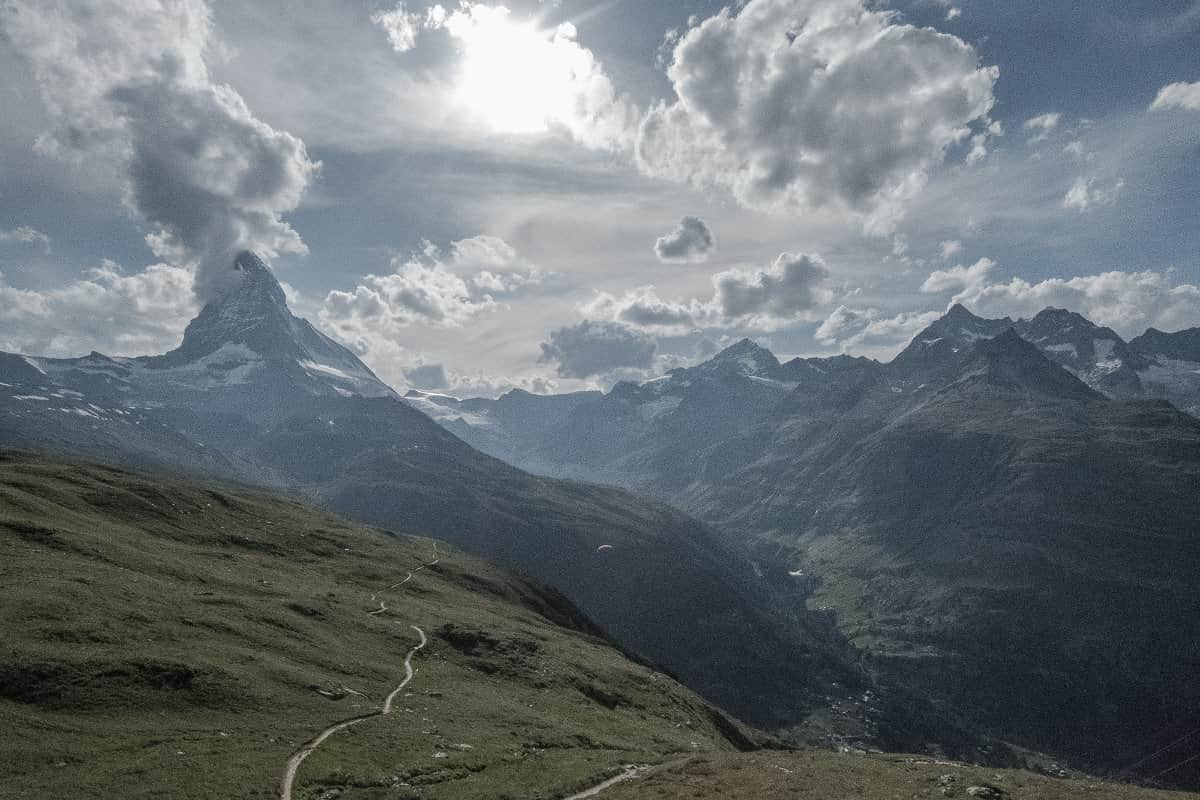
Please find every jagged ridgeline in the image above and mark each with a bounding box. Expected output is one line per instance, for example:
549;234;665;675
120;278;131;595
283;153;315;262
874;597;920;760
414;304;1200;788
5;254;1200;791
0;254;896;750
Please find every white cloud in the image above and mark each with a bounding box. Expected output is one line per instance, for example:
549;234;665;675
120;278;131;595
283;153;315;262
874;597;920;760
370;2;637;150
585;285;707;334
939;240;964;260
1063;140;1094;161
654;216;716;263
538;320;657;379
0;261;195;357
321;236;554;330
585;252;833;334
370;2;424;52
0;226;51;252
921;257;996;294
1023;112;1062;144
946;7;962;21
1150;81;1200;111
815;305;941;357
1063;176;1125;211
636;0;998;233
435;370;560;398
319;236;563;366
952;270;1200;338
1;0;318;301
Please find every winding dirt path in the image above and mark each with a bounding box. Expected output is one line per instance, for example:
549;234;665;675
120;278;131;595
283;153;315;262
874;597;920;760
279;625;426;800
563;765;651;799
563;759;690;800
279;546;441;800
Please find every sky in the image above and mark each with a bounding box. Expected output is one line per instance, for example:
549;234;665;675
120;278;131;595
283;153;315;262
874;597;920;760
1;0;1198;396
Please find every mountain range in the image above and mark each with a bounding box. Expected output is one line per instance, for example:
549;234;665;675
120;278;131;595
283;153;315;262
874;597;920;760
0;252;971;757
407;302;1200;785
4;253;1200;786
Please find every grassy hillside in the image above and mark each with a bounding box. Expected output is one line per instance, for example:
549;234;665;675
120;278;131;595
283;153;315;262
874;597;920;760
596;752;1200;799
0;452;755;800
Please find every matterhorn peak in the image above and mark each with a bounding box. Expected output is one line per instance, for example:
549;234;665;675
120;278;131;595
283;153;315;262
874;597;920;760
140;253;396;400
156;251;297;366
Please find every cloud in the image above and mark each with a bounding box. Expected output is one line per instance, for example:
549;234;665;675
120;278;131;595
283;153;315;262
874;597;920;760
964;120;1004;165
1063;140;1093;161
370;2;424;52
939;240;964;260
1063;175;1125;211
635;0;998;233
394;357;563;398
654;216;716;263
446;371;561;398
0;261;196;357
1;0;318;301
370;2;636;150
585;286;707;333
1023;112;1062;143
538;320;657;379
0;226;51;252
921;257;996;294
585;252;833;333
1141;3;1200;39
320;236;558;345
946;7;962;21
815;305;942;356
404;363;449;391
1150;81;1200;111
951;270;1200;338
713;252;832;322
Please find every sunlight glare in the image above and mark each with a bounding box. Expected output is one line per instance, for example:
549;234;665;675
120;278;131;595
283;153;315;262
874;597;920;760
446;6;590;135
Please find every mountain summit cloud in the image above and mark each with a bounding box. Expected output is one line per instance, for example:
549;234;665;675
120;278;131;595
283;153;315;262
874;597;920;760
1;0;317;301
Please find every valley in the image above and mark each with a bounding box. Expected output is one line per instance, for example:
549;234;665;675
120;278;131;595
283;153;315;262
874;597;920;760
408;305;1200;786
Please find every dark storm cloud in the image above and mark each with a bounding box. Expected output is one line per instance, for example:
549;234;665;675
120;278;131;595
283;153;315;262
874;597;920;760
538;320;657;378
654;216;715;263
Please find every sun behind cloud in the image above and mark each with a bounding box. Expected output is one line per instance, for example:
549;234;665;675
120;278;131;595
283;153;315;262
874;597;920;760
447;7;580;135
372;2;635;148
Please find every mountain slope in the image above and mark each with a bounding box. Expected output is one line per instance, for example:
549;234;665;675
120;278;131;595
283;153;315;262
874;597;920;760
598;752;1200;800
0;451;762;800
1131;327;1200;417
407;306;1200;786
697;337;1200;782
0;253;901;750
1012;307;1149;397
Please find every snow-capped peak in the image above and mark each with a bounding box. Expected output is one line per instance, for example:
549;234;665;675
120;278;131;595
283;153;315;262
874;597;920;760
705;338;783;377
145;252;395;399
